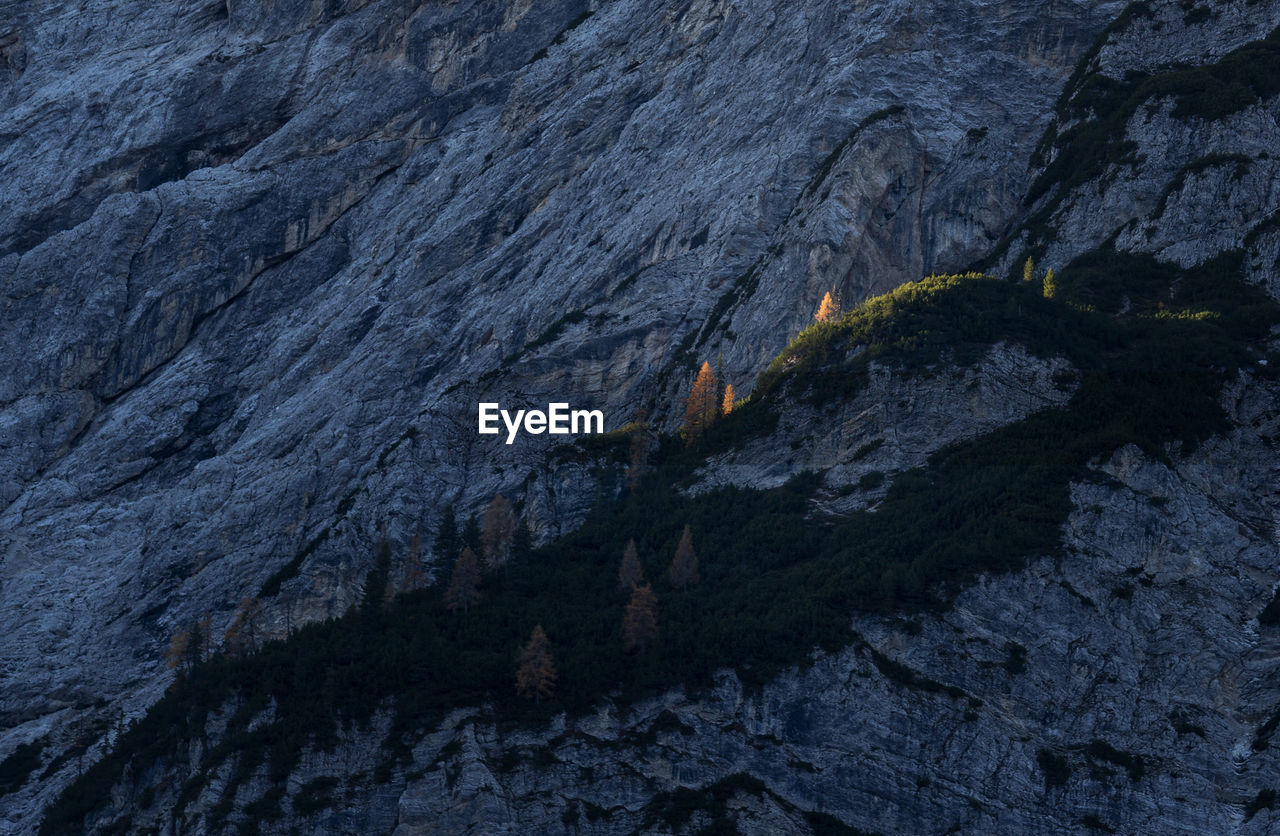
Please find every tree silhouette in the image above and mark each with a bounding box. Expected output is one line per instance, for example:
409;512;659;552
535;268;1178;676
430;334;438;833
223;597;262;656
683;361;719;442
618;538;644;591
481;494;517;571
434;506;460;562
668;524;700;591
444;547;482;614
815;291;841;322
623;584;659;653
401;533;427;592
626;427;653;489
165;629;190;670
515;624;556;702
721;383;735;416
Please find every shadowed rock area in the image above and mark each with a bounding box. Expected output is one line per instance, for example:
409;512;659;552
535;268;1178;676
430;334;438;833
7;0;1280;833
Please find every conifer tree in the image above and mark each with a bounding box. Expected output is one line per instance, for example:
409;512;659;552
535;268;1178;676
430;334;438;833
1023;256;1035;283
481;494;516;570
165;629;190;670
668;524;700;591
618;538;644;591
515;624;556;702
223;597;262;656
362;540;392;617
721;383;735;416
683;361;719;442
1042;267;1057;299
815;290;841;322
434;505;460;563
462;514;482;553
444;547;482;614
626;425;654;488
623;583;659;653
401;533;427;592
511;520;534;564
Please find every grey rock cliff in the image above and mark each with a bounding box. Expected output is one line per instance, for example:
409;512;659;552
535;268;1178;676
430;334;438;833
5;0;1280;833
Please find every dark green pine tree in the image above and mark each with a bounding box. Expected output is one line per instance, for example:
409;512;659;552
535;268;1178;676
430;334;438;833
361;539;392;619
511;520;534;564
462;514;482;553
433;504;460;562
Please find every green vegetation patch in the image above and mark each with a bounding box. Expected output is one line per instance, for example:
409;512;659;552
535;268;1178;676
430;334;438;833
1030;25;1280;206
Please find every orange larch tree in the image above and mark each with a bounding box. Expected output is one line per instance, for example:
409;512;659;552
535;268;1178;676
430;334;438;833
721;383;735;415
683;361;719;442
515;624;557;702
623;583;659;653
815;291;841;322
444;547;482;614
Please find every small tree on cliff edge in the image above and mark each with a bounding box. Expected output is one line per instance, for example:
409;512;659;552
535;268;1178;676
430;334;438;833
721;383;735;416
815;291;841;322
683;361;719;442
515;624;556;703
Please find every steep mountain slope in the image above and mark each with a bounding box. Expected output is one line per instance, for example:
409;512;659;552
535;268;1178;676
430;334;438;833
0;0;1124;818
4;0;1280;834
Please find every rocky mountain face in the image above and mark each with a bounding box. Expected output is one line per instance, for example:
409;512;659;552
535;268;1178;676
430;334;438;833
3;0;1280;833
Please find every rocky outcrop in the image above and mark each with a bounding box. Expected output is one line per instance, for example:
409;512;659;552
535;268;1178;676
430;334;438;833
692;342;1074;507
0;0;1125;819
4;0;1280;833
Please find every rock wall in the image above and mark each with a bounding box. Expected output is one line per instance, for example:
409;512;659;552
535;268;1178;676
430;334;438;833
7;0;1280;833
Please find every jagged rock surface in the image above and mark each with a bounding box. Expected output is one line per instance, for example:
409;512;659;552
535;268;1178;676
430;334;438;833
4;0;1280;834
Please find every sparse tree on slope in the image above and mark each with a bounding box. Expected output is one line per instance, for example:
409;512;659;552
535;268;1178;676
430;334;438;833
1023;256;1035;283
618;538;645;591
623;583;659;653
223;597;262;656
721;383;735;416
683;361;719;442
515;624;556;703
444;547;482;614
1043;268;1058;299
815;291;841;322
668;524;700;591
481;494;516;570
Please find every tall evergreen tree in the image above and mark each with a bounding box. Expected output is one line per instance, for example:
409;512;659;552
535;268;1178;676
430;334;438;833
1023;256;1035;283
362;539;392;617
515;625;557;703
462;513;482;553
444;547;482;614
668;524;700;591
401;533;427;592
721;383;735;416
623;584;659;653
618;538;644;591
433;506;459;564
481;494;517;570
1042;268;1058;299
